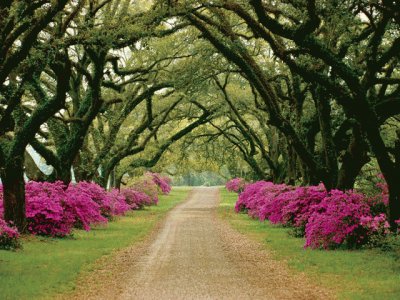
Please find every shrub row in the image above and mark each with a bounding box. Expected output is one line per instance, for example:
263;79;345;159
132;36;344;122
0;172;171;250
225;178;246;193
231;179;399;249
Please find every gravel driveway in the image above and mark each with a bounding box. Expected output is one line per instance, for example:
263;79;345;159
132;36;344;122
65;187;332;300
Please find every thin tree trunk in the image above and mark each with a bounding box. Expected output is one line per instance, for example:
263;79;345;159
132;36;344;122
115;173;123;190
57;164;72;185
337;125;369;190
388;183;400;229
314;89;338;190
2;156;26;232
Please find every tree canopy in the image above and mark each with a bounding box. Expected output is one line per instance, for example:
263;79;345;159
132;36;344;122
0;0;399;230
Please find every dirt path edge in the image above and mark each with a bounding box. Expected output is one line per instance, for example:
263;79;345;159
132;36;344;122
55;189;195;300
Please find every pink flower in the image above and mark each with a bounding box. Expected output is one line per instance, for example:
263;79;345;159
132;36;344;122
0;181;133;238
226;178;247;193
0;219;21;250
147;172;172;195
234;180;392;250
121;189;152;210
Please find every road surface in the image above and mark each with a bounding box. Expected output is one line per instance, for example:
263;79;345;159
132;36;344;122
67;187;331;300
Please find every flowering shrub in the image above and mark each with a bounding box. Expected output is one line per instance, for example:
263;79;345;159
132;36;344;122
121;189;153;210
259;188;296;223
235;181;291;219
25;181;75;237
0;173;168;241
281;185;327;232
70;181;115;219
64;184;108;231
235;181;269;213
226;178;246;193
360;213;391;247
148;172;172;195
235;180;396;250
67;182;131;220
130;175;159;205
0;219;21;250
304;190;372;249
0;181;132;238
107;188;132;216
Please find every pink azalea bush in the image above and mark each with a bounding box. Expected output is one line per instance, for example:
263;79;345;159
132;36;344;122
121;172;172;210
71;181;115;219
0;181;132;238
259;187;297;223
147;172;172;195
64;184;108;230
70;182;130;219
107;188;132;216
121;189;152;210
235;181;290;219
226;178;247;193
0;219;21;250
0;172;170;245
304;190;374;249
233;180;397;250
25;181;75;237
281;185;327;232
130;175;160;205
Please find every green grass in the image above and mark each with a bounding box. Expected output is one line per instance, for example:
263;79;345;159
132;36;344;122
0;187;190;300
219;189;400;300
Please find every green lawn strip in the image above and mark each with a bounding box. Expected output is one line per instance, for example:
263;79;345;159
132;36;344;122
219;189;400;300
0;187;191;300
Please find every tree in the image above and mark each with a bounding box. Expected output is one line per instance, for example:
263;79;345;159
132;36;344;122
0;0;72;231
163;0;400;227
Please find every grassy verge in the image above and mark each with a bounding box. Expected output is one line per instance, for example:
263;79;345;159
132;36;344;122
0;187;190;300
219;189;400;300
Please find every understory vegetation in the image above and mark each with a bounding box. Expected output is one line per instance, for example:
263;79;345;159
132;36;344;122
0;172;171;249
228;178;400;250
219;189;400;300
0;187;189;299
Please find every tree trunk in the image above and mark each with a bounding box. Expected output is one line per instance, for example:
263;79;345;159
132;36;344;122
337;126;369;190
115;174;123;190
314;90;338;190
72;153;94;182
109;168;116;189
95;165;111;189
2;156;27;232
286;145;297;185
353;101;399;229
57;164;72;185
244;156;266;180
387;132;400;229
387;182;400;229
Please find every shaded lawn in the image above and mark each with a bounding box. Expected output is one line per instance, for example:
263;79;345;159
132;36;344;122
219;189;400;300
0;187;190;300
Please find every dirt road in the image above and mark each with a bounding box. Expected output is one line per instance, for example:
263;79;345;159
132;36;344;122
68;187;331;300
